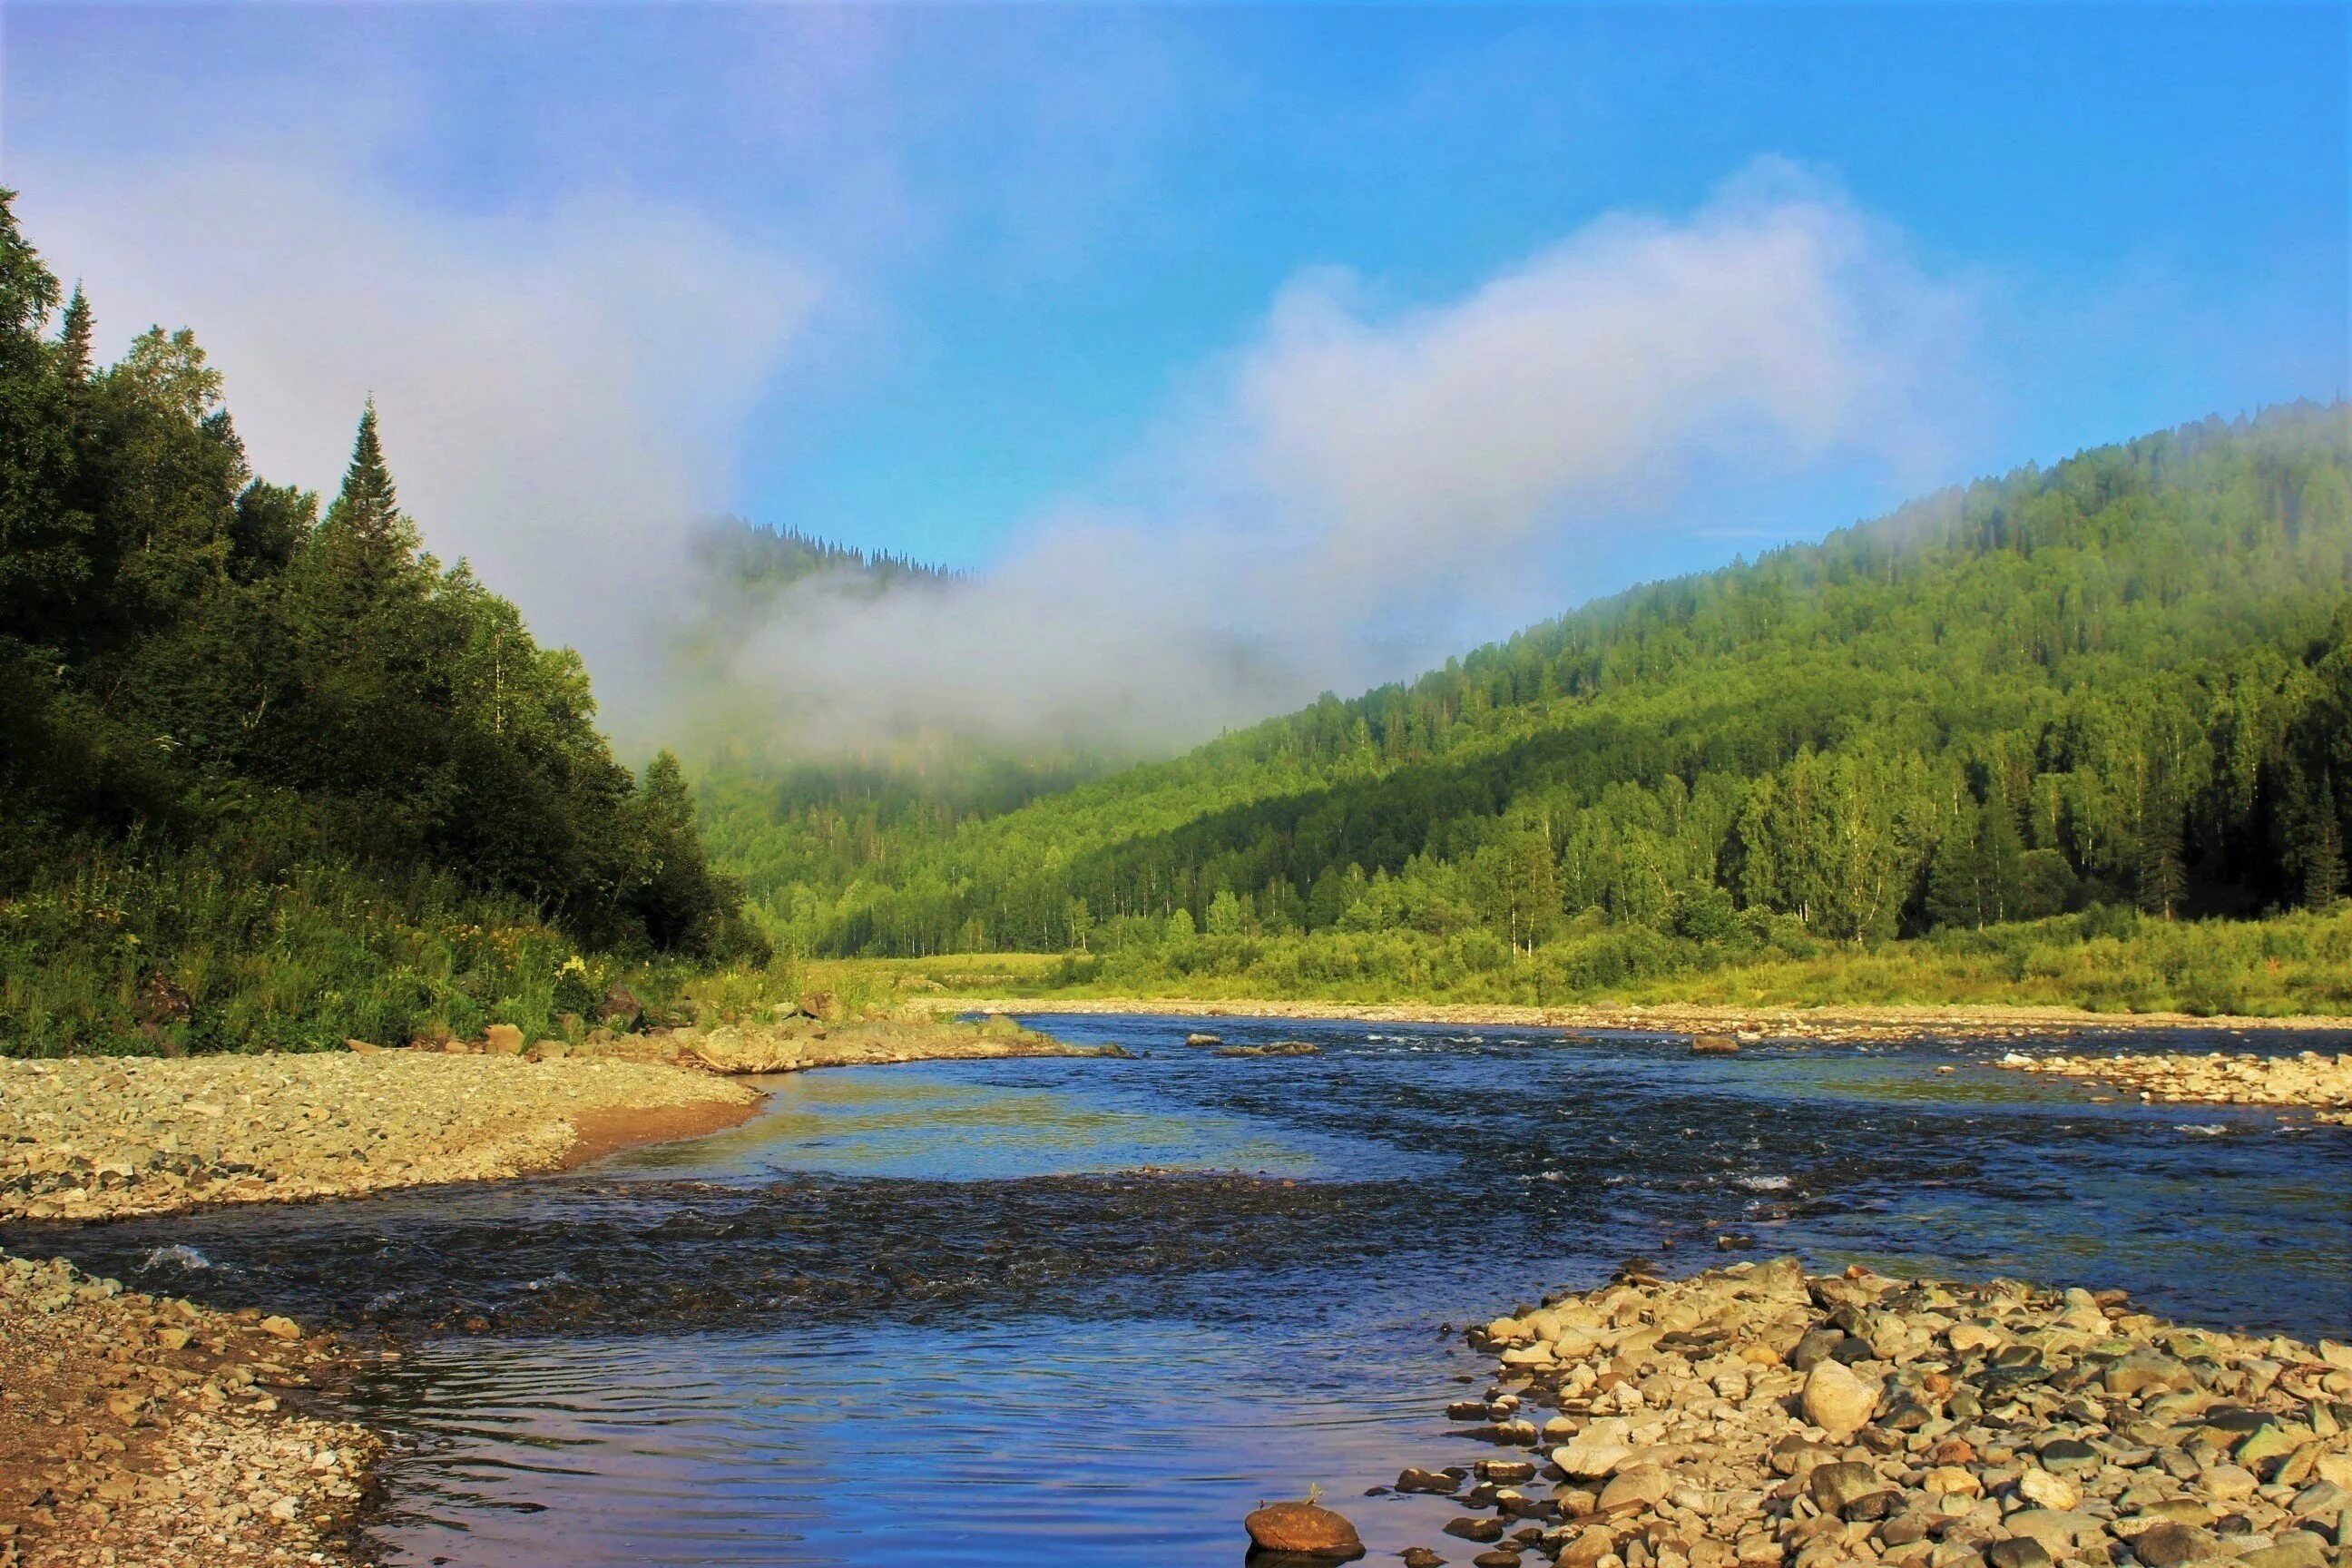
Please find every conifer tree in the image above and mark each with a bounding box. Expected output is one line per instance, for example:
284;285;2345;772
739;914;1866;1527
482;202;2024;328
2302;776;2346;908
317;397;419;598
56;283;90;382
328;398;399;535
1977;793;2027;923
0;191;83;639
1925;803;1984;930
2136;779;2188;920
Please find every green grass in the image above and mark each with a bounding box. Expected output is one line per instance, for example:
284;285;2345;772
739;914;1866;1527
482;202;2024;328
0;841;803;1057
811;905;2352;1019
13;841;2344;1060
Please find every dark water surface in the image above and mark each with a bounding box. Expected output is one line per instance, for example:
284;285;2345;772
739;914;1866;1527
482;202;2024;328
12;1017;2352;1566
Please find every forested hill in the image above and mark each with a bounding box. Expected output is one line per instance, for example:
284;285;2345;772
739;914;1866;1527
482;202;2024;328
734;402;2352;959
690;516;955;597
0;191;761;1052
680;522;1131;892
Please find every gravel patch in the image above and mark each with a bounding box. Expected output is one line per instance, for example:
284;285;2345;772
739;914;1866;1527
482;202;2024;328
1377;1259;2352;1568
1997;1049;2352;1125
0;1054;759;1221
0;1250;378;1568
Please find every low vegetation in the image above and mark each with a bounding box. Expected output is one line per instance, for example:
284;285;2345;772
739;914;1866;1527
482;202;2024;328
0;837;803;1057
813;903;2352;1018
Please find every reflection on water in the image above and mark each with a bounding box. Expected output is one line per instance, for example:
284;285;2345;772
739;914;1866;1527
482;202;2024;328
350;1320;1466;1567
607;1057;1377;1181
9;1016;2351;1566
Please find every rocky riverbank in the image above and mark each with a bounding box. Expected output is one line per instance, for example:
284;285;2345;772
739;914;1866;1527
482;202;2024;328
0;1053;760;1222
1996;1051;2352;1126
0;1250;377;1568
0;1017;1103;1223
931;997;2352;1044
1377;1260;2352;1568
567;1012;1107;1074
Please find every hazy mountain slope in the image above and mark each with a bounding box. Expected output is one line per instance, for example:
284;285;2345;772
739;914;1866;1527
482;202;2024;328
726;403;2352;956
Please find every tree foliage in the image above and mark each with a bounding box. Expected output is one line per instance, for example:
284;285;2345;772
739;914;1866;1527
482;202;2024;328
0;191;760;966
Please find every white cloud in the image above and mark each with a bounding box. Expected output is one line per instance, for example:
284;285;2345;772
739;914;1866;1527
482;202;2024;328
1235;164;1964;588
716;164;1979;754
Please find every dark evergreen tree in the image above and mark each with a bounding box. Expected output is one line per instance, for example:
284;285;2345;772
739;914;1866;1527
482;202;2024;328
1977;792;2027;924
56;283;91;382
2135;777;2188;920
1925;801;1984;930
314;397;418;599
2301;776;2347;907
0;190;83;644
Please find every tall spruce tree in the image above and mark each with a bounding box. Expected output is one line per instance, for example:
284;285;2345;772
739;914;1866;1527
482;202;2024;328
2136;777;2188;919
56;283;90;382
2301;775;2347;908
1977;793;2027;924
1925;799;1984;929
318;397;418;596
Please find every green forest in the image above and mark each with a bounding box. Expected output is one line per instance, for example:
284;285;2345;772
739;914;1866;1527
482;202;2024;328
0;191;769;1054
703;402;2352;1011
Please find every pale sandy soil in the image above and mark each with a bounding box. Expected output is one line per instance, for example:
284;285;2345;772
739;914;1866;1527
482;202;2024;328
0;1018;1109;1224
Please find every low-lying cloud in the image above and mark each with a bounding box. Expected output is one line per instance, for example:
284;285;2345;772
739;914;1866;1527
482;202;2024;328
717;164;1975;754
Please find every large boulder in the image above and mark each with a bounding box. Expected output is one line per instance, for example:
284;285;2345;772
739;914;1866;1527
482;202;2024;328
1800;1357;1880;1438
1598;1464;1671;1513
2102;1348;2195;1397
1243;1500;1364;1560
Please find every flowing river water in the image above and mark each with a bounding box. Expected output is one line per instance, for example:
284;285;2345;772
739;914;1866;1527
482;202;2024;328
11;1015;2352;1565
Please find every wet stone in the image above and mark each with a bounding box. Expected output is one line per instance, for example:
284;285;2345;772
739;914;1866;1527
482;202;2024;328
2025;1436;2092;1472
1984;1539;2053;1568
2126;1520;2221;1567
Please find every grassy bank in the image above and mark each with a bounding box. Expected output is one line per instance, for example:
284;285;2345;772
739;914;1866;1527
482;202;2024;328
801;904;2352;1019
0;841;802;1058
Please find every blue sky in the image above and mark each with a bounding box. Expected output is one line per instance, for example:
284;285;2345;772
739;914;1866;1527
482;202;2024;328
6;5;2347;748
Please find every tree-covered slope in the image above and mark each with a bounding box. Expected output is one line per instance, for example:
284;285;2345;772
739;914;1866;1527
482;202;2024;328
734;402;2352;958
0;191;764;1052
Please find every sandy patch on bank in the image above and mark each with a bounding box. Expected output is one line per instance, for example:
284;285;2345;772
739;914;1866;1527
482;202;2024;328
560;1095;766;1168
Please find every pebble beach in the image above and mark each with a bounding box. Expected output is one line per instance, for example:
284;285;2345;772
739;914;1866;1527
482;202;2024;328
1363;1260;2352;1568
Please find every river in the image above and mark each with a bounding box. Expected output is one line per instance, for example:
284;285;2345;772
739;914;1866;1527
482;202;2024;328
13;1015;2352;1565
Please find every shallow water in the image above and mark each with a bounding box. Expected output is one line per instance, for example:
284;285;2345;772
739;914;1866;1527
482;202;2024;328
13;1017;2352;1566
